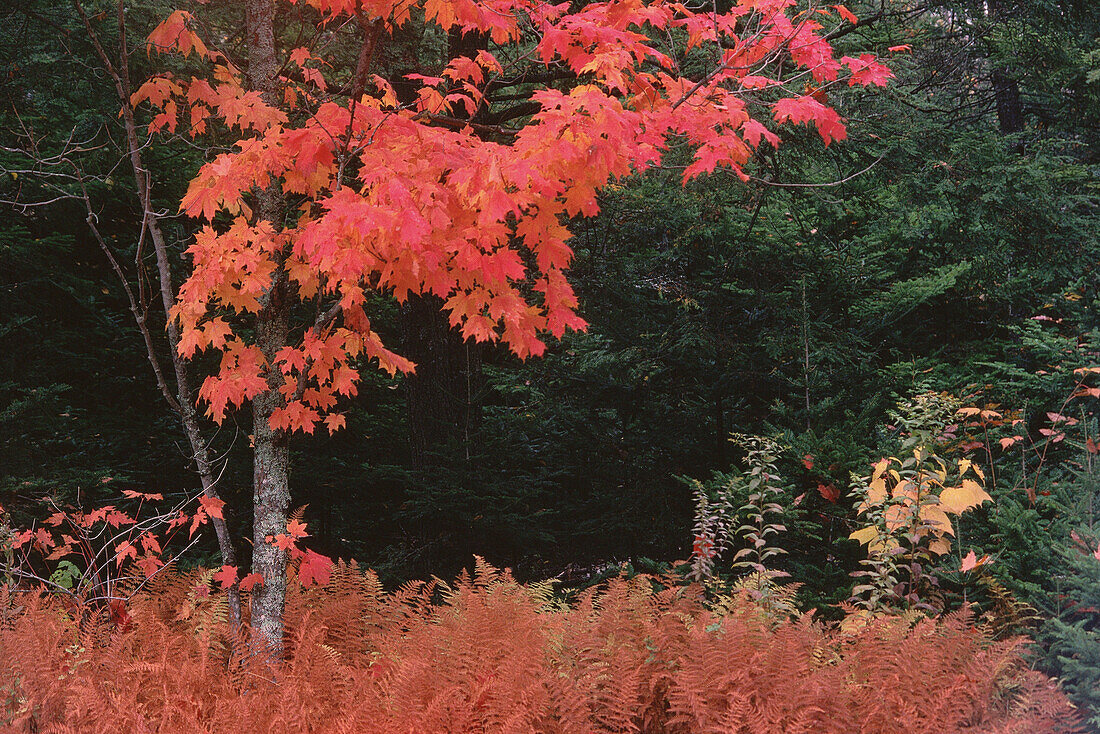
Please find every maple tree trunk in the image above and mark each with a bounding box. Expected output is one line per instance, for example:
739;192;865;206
250;330;290;651
245;0;292;652
74;0;241;623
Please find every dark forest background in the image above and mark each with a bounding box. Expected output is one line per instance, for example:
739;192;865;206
3;0;1100;724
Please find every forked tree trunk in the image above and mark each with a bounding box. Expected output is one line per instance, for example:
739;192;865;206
244;0;292;653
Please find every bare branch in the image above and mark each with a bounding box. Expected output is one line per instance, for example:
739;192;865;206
749;153;886;188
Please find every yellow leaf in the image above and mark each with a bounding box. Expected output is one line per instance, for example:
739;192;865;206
884;504;912;531
928;538;952;555
867;476;887;505
849;526;879;545
895;480;919;504
958;458;971;476
940;479;993;514
919;504;954;536
839;609;875;635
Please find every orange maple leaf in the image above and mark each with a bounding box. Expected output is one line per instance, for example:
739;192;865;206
198;495;226;520
287;520;309;540
960;551;991;573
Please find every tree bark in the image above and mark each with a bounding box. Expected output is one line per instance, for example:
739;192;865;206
244;0;292;653
250;313;290;651
713;392;726;465
986;0;1025;140
992;68;1025;136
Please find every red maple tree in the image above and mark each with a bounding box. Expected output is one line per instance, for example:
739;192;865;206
132;0;891;648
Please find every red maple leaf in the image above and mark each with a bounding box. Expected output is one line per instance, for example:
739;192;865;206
34;528;56;551
773;96;847;145
189;508;208;538
147;10;207;58
832;4;858;24
239;572;265;591
122;489;166;501
105;509;136;528
298;549;333;588
271;533;296;552
324;413;346;434
108;599;132;630
960;551;992;573
135;554;164;578
817;483;840;503
198;495;226;520
213;564;238;589
140;532;162;556
115;541;138;566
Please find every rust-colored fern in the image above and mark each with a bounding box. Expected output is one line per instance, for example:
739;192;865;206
0;564;1083;733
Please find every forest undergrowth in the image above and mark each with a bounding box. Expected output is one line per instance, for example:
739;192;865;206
0;559;1083;733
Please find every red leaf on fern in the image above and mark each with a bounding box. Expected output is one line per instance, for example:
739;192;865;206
213;564;238;589
298;549;333;587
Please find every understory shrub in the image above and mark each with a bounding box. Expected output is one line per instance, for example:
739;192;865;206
0;560;1082;733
